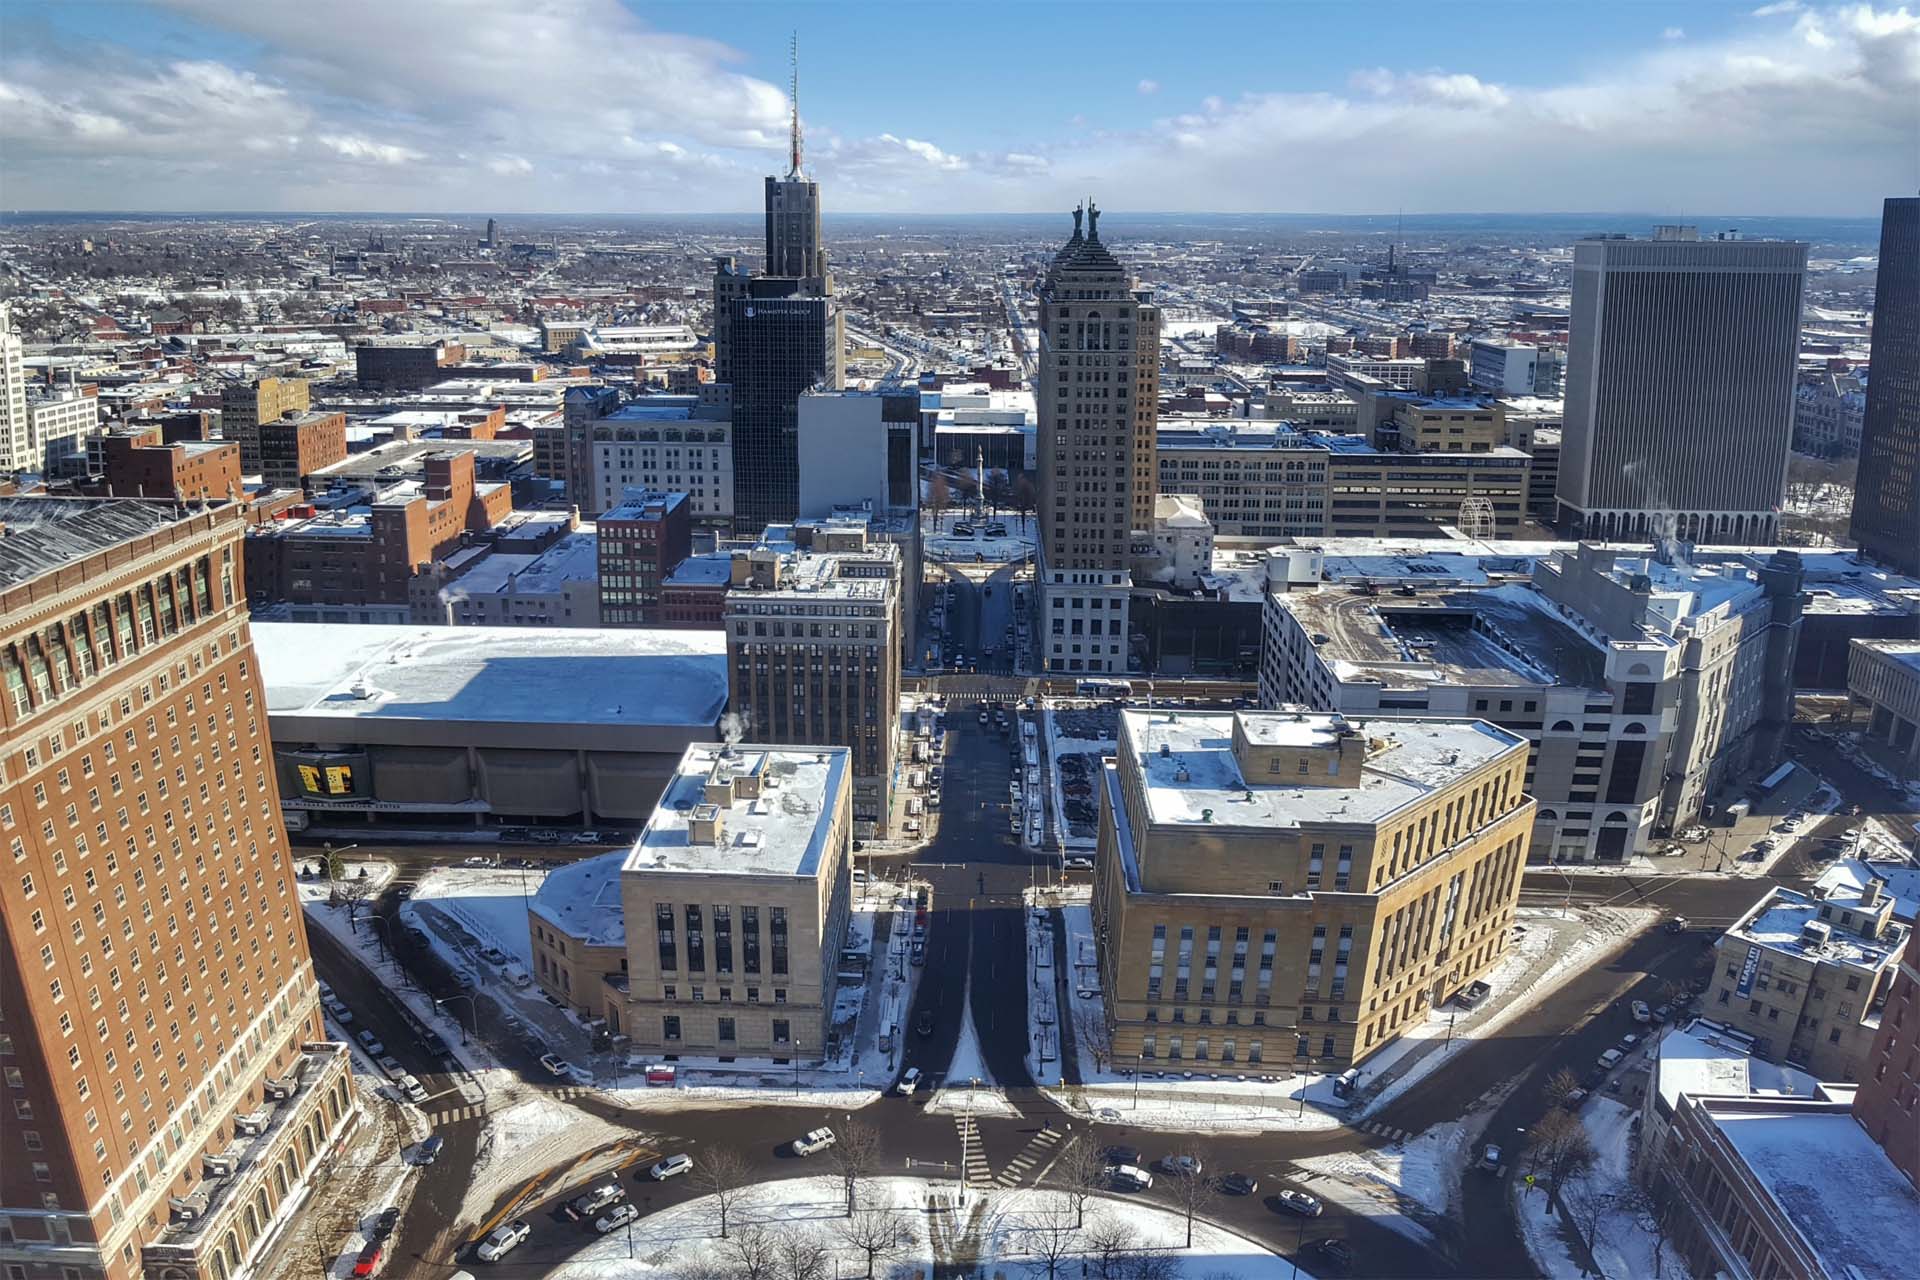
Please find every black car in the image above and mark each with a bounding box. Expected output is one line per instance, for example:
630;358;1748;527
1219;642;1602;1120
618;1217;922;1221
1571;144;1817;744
915;1010;935;1036
368;1207;401;1240
1217;1172;1258;1196
1102;1144;1141;1166
421;1031;451;1057
1307;1238;1354;1271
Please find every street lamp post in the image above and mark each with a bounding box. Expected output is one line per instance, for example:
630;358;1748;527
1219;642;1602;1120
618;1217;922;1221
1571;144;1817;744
1133;1053;1142;1111
435;995;476;1046
1297;1058;1315;1118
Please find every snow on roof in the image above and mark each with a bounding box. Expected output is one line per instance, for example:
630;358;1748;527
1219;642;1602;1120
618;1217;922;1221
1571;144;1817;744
1813;858;1920;924
665;552;733;586
1119;709;1525;830
529;850;627;949
1653;1019;1822;1112
253;622;726;730
1712;1106;1920;1280
626;743;846;879
1727;887;1906;974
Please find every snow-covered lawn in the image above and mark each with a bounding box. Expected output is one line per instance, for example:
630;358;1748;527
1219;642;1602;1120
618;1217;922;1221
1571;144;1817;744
1514;1097;1671;1280
545;1176;1312;1280
294;859;395;904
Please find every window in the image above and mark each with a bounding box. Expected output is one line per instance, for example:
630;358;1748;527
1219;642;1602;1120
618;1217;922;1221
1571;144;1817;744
717;1017;736;1043
772;1019;790;1043
662;1015;681;1041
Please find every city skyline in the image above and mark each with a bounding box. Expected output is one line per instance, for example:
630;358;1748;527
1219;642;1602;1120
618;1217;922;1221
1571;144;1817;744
0;0;1913;216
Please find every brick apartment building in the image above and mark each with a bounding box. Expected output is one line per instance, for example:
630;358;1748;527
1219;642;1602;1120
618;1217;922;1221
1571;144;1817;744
0;496;351;1280
245;450;513;618
102;430;243;503
353;340;467;392
596;489;690;626
1849;920;1920;1184
256;413;347;493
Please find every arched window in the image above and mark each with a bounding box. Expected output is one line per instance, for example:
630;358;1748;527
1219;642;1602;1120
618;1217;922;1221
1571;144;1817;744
1550;719;1575;732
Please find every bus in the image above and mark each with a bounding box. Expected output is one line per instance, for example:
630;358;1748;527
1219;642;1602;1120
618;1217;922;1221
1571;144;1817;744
1076;679;1135;698
1755;761;1797;795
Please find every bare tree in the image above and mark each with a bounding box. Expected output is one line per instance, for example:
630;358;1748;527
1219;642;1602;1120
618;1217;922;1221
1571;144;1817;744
723;1223;779;1280
1163;1151;1218;1249
828;1120;884;1216
837;1201;905;1279
1525;1109;1598;1196
1541;1067;1584;1111
1058;1134;1109;1229
698;1146;753;1239
927;472;950;532
773;1225;832;1280
1611;1182;1672;1278
1083;1216;1139;1280
1012;472;1037;534
1128;1245;1182;1280
1015;1203;1081;1279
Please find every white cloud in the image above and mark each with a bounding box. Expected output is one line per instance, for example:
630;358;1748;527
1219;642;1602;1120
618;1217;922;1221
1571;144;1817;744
1753;1;1804;15
1663;26;1687;40
1137;78;1160;94
486;155;534;176
319;134;423;165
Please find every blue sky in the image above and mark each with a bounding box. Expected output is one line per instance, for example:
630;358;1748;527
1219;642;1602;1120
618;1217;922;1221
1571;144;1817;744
0;0;1913;214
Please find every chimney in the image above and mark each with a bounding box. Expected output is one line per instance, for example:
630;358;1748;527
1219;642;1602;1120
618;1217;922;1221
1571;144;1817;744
1861;876;1885;909
703;762;736;808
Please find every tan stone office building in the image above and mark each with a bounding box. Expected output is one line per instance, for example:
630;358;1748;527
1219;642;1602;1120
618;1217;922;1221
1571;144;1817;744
534;742;856;1059
217;377;308;475
0;497;350;1280
1092;708;1534;1072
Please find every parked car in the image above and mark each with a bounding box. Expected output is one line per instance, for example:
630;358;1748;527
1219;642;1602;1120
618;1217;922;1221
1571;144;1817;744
1652;1003;1673;1024
475;1219;530;1262
915;1010;935;1037
1666;916;1690;933
368;1207;401;1241
1273;1189;1323;1216
1476;1144;1503;1173
1155;1154;1203;1177
594;1204;640;1234
356;1030;385;1056
1064;856;1094;871
1597;1048;1625;1071
791;1127;837;1156
647;1154;694;1181
1217;1172;1259;1196
1103;1145;1141;1166
539;1053;573;1077
416;1135;444;1165
1306;1238;1354;1272
462;856;493;868
421;1031;451;1057
397;1074;429;1104
1108;1164;1153;1191
1631;1000;1652;1023
325;999;353;1024
566;1183;625;1221
1559;1088;1589;1111
351;1244;384;1277
895;1068;923;1096
911;940;926;966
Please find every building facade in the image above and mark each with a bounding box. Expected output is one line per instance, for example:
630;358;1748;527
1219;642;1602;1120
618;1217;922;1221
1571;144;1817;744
1848;638;1920;777
1793;372;1867;458
1705;884;1906;1082
217;379;308;476
256;412;346;493
724;527;900;836
0;496;349;1280
25;390;101;476
1556;226;1808;544
1092;709;1534;1074
1468;340;1537;397
353;340;466;393
1851;196;1920;575
102;434;241;504
726;283;843;532
540;742;854;1058
0;308;26;474
1851;922;1920;1186
596;490;691;627
1037;205;1157;674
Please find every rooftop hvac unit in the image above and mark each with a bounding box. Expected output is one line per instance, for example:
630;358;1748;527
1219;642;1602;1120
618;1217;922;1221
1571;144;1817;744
1799;920;1832;949
168;1198;202;1223
201;1154;236;1177
263;1079;294;1101
234;1111;269;1136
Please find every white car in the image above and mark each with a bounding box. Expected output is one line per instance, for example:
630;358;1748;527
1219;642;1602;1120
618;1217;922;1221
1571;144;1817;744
397;1074;429;1104
1631;1000;1652;1024
894;1068;922;1096
475;1219;530;1261
1108;1164;1153;1190
593;1203;640;1234
538;1053;572;1077
648;1153;694;1181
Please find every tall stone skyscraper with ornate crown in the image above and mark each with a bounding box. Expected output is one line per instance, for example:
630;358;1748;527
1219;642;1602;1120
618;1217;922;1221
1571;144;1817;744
1036;204;1160;675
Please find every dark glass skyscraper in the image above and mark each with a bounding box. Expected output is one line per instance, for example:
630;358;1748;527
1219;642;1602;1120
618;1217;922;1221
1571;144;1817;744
1850;196;1920;575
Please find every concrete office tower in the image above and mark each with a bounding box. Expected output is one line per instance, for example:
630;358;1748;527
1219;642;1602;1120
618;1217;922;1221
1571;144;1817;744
1092;709;1535;1072
0;497;349;1280
1556;226;1807;545
219;376;310;475
1850;196;1920;575
1037;204;1155;674
724;525;901;835
0;305;28;474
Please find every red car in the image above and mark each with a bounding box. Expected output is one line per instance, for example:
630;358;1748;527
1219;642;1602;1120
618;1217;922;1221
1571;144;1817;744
351;1245;383;1277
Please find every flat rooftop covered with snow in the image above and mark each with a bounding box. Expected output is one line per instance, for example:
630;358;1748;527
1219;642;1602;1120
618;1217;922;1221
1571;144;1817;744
627;744;848;879
1726;886;1906;975
1653;1019;1824;1112
253;622;726;750
1118;708;1526;831
1707;1101;1919;1280
530;850;627;950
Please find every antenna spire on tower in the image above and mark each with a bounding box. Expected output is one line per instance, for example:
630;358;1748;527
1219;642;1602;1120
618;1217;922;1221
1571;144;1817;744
788;32;803;178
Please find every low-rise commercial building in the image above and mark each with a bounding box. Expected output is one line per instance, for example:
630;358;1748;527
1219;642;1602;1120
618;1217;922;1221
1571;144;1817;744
660;552;732;628
102;428;242;501
1849;638;1920;777
1092;708;1534;1073
433;529;602;627
725;524;901;835
1706;883;1906;1081
529;742;853;1056
355;338;468;391
1793;371;1867;458
24;385;100;474
1262;542;1806;861
258;409;347;491
1851;923;1920;1185
585;399;733;521
219;375;308;473
254;622;726;829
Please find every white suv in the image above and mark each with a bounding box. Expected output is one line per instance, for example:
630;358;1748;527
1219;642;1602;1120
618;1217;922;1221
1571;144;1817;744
791;1127;837;1156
